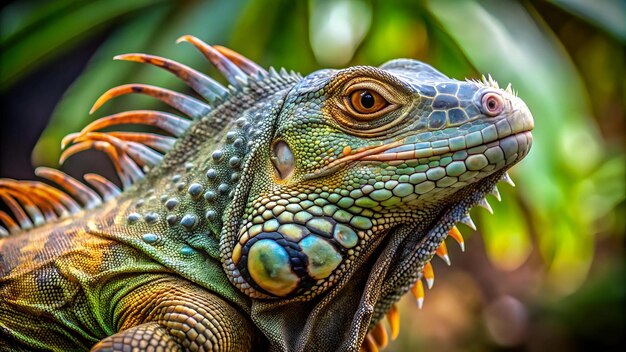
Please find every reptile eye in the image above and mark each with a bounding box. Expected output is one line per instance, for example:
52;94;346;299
481;92;504;117
271;141;295;180
348;89;388;116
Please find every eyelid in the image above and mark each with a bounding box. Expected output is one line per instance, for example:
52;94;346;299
338;80;401;121
328;74;412;137
349;90;387;113
343;80;400;105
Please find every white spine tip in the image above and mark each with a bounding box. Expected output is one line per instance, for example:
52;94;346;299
175;35;190;44
502;172;516;187
460;215;477;231
478;198;493;214
417;298;424;310
441;254;451;266
491;186;502;202
426;278;434;290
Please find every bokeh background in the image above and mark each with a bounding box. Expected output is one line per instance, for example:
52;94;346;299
1;0;624;350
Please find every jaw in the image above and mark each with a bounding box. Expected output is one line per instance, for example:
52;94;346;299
245;170;508;352
364;170;508;329
353;126;534;343
242;130;532;351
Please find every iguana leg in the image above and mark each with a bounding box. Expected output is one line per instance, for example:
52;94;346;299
102;277;254;352
90;322;182;351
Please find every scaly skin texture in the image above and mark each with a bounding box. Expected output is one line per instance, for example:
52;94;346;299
0;36;533;351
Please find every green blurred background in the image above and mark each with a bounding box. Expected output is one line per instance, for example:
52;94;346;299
0;0;624;350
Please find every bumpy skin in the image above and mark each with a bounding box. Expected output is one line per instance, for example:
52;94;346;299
0;39;533;352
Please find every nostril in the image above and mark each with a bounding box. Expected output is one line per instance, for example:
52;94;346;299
481;92;504;117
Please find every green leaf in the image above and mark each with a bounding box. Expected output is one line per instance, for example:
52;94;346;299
0;0;166;90
309;0;372;67
548;0;626;43
0;0;79;42
425;0;608;292
231;0;316;72
479;189;531;271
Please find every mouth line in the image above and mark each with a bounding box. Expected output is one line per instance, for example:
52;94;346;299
305;127;532;180
359;130;530;162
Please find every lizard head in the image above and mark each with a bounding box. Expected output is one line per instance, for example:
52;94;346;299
222;57;533;349
225;60;533;295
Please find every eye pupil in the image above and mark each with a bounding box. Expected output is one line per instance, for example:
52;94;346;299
347;88;390;118
481;92;504;117
360;91;375;109
346;89;389;118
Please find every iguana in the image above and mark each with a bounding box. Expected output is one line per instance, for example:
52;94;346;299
0;35;534;351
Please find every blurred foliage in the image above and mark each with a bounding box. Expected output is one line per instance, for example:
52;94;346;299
1;0;624;350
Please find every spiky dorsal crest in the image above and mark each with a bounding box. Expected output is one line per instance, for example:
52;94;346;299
0;35;299;236
466;74;517;96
